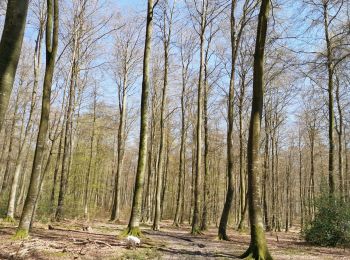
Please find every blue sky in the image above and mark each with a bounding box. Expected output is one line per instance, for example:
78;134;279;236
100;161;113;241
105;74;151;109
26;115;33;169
115;0;146;11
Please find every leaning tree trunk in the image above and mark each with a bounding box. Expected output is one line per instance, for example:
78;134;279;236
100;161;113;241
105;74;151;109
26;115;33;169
126;0;155;236
0;0;29;133
239;0;272;259
16;0;59;238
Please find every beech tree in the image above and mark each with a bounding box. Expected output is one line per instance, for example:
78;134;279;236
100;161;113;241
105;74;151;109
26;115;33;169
240;0;272;258
16;0;59;237
126;0;158;236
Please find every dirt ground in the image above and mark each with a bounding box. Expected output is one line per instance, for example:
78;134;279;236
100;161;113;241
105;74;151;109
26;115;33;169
0;219;349;259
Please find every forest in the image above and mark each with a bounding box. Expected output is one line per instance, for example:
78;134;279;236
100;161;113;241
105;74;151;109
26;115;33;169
0;0;349;259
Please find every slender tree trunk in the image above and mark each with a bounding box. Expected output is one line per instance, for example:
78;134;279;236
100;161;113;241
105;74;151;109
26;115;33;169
220;0;250;236
153;8;171;229
145;116;155;222
50;119;64;214
323;3;335;195
201;73;210;231
218;0;236;240
238;76;247;231
262;113;270;231
298;127;304;230
6;162;21;219
0;0;29;133
190;124;196;224
180;135;187;224
192;0;207;235
16;0;58;237
174;56;187;226
30;123;60;229
127;0;155;236
335;76;344;198
345;128;349;201
111;70;127;221
83;88;97;220
0;93;19;194
285;151;292;232
310;131;315;216
240;0;272;258
55;23;80;221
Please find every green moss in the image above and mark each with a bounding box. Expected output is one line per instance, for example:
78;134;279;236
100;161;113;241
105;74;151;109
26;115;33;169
120;226;142;237
191;226;203;235
13;228;29;240
240;226;273;260
240;244;273;260
3;216;16;224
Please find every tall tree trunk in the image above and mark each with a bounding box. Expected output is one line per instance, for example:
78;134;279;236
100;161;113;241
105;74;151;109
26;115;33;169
16;0;59;237
111;67;127;221
174;47;187;226
238;73;247;231
309;129;315;217
83;88;97;220
218;0;236;240
323;2;335;195
153;5;172;229
345;128;349;201
201;67;210;231
6;11;45;220
262;114;270;231
239;0;272;258
50;118;65;215
126;0;156;236
0;0;29;133
335;76;343;198
180;136;187;224
285;151;292;232
144;112;155;223
161;129;170;217
298;127;304;230
55;17;81;220
192;0;206;235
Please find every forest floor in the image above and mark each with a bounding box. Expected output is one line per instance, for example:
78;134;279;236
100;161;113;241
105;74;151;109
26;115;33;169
0;218;349;259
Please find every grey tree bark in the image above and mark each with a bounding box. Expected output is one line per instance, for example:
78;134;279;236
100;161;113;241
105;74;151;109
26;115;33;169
239;0;272;258
126;0;157;236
